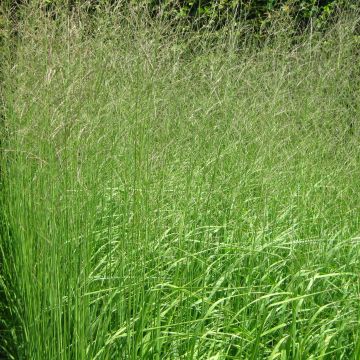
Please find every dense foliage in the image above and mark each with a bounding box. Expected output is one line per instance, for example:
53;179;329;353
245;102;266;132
1;1;360;360
141;0;353;29
2;0;360;31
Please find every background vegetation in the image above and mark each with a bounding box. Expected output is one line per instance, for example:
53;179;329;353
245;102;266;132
1;1;360;359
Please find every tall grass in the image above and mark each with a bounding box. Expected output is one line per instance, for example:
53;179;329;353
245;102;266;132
1;3;360;359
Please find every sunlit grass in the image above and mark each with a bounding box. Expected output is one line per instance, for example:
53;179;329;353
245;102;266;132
1;4;360;359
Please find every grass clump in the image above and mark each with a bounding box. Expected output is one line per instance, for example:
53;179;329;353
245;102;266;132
1;3;360;359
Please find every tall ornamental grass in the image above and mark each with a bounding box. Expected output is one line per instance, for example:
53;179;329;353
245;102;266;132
1;3;360;359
